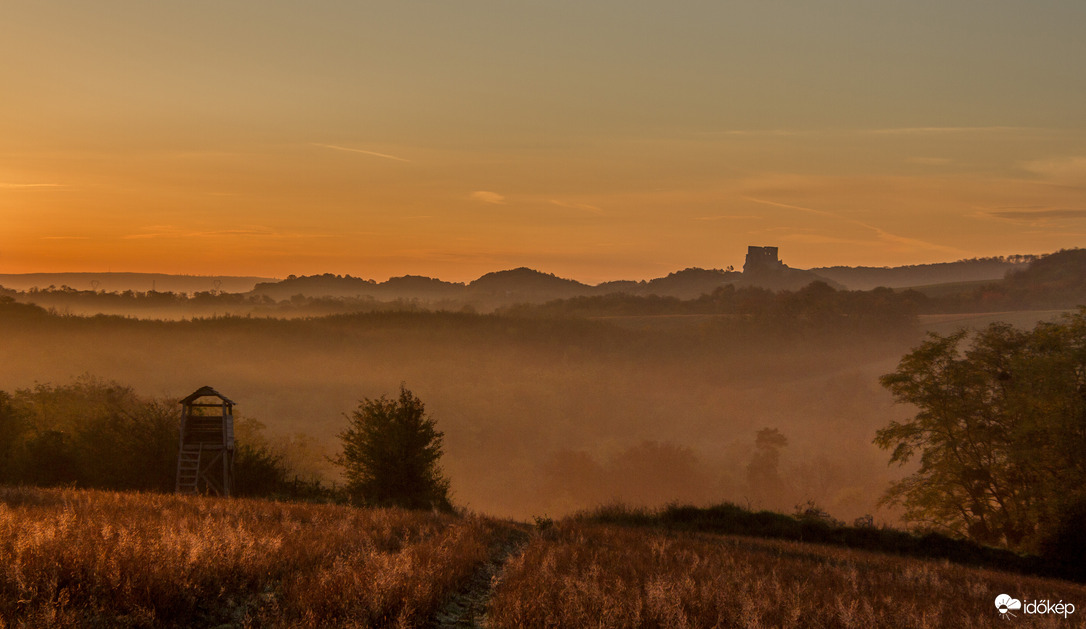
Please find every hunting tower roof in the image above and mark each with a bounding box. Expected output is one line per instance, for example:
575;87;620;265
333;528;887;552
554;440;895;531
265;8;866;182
180;386;235;405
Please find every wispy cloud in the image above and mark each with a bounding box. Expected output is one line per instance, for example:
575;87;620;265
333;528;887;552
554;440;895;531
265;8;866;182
906;157;952;166
988;208;1086;221
779;233;872;246
470;190;506;205
693;214;757;221
1020;156;1086;184
0;182;66;189
868;126;1031;135
311;143;412;163
865;225;966;255
549;199;605;215
121;226;281;240
711;129;809;137
742;197;842;221
41;235;88;240
745;196;966;255
694;126;1038;139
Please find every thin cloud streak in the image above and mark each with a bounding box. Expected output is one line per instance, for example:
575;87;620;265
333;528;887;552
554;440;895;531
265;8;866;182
470;191;506;205
311;143;412;163
693;215;757;221
0;182;66;189
864;225;967;256
779;233;873;246
120;226;336;240
988;209;1086;221
745;196;966;256
867;126;1033;136
693;126;1042;139
549;199;605;215
1020;156;1086;183
742;197;842;221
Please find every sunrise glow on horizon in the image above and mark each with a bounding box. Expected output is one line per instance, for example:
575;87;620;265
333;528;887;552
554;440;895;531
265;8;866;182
3;2;1085;284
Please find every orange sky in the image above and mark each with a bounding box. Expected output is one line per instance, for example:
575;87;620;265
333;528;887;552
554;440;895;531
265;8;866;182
3;2;1085;283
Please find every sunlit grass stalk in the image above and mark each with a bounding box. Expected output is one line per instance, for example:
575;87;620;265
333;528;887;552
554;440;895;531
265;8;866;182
0;486;499;627
487;521;1086;628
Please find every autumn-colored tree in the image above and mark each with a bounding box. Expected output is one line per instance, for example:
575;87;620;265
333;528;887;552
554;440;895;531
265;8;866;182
876;311;1086;551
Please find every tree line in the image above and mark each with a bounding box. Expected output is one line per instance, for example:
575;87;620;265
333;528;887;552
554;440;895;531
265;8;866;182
0;378;312;499
0;376;452;511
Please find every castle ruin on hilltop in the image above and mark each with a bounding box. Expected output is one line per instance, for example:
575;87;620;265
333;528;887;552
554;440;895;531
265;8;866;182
743;246;785;274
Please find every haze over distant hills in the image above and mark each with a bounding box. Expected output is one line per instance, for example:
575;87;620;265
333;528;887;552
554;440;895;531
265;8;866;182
0;272;274;294
811;256;1036;291
0;250;1042;303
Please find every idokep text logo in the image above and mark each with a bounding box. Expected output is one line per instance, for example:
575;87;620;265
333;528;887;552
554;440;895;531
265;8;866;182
995;594;1075;620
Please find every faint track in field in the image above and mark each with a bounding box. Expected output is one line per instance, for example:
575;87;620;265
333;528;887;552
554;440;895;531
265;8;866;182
429;523;531;628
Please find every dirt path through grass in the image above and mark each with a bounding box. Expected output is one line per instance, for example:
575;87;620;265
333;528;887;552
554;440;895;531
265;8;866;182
430;522;531;628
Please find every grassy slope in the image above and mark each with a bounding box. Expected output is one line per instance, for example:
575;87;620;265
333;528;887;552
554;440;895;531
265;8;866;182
3;487;1084;628
0;486;506;628
489;521;1086;628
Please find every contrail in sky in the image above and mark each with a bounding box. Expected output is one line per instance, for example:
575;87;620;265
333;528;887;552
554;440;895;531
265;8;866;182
312;143;412;163
744;196;967;255
742;196;841;220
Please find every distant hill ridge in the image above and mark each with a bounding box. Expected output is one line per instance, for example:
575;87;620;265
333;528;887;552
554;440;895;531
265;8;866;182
949;248;1086;311
2;252;1056;304
812;255;1037;291
0;272;274;294
470;267;588;292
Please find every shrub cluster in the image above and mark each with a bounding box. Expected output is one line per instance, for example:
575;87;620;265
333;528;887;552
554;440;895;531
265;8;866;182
0;377;323;501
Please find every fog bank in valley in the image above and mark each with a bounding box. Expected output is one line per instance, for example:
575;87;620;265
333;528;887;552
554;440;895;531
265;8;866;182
0;306;919;520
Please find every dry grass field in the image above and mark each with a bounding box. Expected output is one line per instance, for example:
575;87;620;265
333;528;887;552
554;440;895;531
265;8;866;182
487;522;1086;629
0;486;504;628
3;487;1083;628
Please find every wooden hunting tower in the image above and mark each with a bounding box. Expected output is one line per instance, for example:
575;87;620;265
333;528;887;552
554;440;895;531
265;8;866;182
176;386;235;496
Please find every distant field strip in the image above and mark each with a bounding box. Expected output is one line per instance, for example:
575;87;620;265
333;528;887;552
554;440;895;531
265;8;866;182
918;309;1072;333
486;522;1086;628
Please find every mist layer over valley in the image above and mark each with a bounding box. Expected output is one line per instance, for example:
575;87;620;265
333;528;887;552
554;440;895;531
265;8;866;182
0;303;918;521
6;251;1086;520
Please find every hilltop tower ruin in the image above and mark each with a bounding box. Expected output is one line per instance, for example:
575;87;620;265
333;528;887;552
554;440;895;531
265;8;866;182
743;246;785;273
176;386;235;496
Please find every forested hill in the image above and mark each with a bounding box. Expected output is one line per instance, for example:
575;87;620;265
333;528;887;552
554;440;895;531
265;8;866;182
250;265;833;303
932;248;1086;312
5;252;1079;316
0;255;1044;299
812;255;1035;291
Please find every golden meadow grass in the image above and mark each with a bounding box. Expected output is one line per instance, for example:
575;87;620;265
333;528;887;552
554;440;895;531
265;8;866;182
4;487;1085;628
0;486;501;628
486;522;1086;629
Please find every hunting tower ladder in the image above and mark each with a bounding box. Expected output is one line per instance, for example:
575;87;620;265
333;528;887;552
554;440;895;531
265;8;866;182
176;386;235;496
